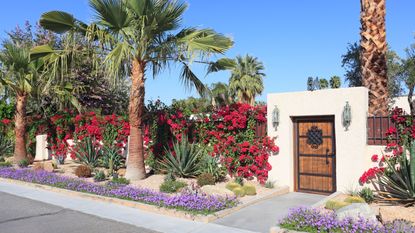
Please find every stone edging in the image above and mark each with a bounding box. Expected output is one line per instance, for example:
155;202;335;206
0;177;289;223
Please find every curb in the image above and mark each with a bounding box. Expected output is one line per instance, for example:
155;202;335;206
270;226;305;233
0;177;289;223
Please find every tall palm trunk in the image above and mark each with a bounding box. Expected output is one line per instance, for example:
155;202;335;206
14;94;27;162
125;58;147;180
360;0;388;116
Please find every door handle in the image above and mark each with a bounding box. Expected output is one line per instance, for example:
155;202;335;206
325;149;329;164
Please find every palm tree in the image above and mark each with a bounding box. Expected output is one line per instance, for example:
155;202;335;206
360;0;388;115
209;55;265;105
0;42;40;162
36;0;233;180
209;82;232;107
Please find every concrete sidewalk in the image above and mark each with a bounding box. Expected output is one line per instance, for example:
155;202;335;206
214;192;324;233
0;181;324;233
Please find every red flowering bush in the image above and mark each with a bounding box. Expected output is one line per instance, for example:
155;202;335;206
360;107;415;204
35;100;279;184
198;104;278;184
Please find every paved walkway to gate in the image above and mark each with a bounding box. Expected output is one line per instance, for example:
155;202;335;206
214;192;325;233
0;181;324;233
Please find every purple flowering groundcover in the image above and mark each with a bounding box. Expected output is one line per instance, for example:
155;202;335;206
279;207;415;233
0;167;238;215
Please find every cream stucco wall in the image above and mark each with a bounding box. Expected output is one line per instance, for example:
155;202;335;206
267;87;369;192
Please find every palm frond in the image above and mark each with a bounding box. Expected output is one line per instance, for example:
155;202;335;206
89;0;130;33
40;11;86;34
180;62;208;98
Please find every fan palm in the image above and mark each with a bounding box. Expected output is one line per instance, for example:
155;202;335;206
209;82;232;107
209;55;265;105
36;0;233;180
0;42;41;161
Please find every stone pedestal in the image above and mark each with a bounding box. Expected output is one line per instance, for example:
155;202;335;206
34;135;51;161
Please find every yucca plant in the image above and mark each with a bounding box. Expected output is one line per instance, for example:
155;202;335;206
375;144;415;206
74;136;102;168
157;138;202;178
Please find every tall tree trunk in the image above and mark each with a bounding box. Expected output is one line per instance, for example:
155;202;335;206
125;58;147;180
14;94;27;162
360;0;388;116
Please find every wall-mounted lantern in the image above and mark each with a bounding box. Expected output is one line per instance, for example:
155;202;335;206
272;105;280;131
342;101;352;131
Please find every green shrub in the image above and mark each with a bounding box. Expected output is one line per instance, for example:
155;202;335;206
74;136;102;168
164;171;176;182
159;180;187;193
110;177;130;185
0;161;12;167
232;187;246;197
197;173;216;187
242;184;257;196
359;187;374;203
200;155;227;182
18;158;29;168
74;165;92;178
265;180;275;189
325;200;350;210
93;171;106;182
157;138;202;178
344;196;365;203
100;146;125;175
0;134;13;156
0;157;4;162
226;182;241;191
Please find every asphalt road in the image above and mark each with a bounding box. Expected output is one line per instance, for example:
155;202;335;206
0;191;159;233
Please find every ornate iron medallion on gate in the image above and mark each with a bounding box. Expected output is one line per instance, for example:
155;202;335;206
306;126;323;149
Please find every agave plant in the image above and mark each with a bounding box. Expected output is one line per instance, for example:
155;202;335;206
73;136;102;168
158;138;202;178
375;144;415;206
100;146;125;176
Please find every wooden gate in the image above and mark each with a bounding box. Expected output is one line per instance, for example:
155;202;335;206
293;116;336;194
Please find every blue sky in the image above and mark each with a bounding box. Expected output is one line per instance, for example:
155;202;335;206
0;1;414;104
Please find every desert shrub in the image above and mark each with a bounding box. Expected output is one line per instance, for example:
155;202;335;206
100;146;125;175
232;187;246;197
226;182;241;191
73;136;102;168
75;165;92;178
157;138;202;178
110;177;130;185
164;171;176;182
93;171;106;182
159;180;187;193
265;180;275;189
344;195;365;203
199;154;227;182
196;173;216;187
359;187;374;203
242;184;257;196
325;200;350;210
18;158;29;168
0;161;12;167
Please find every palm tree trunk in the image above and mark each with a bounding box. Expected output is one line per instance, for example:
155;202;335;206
360;0;388;116
14;94;27;162
125;58;147;180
